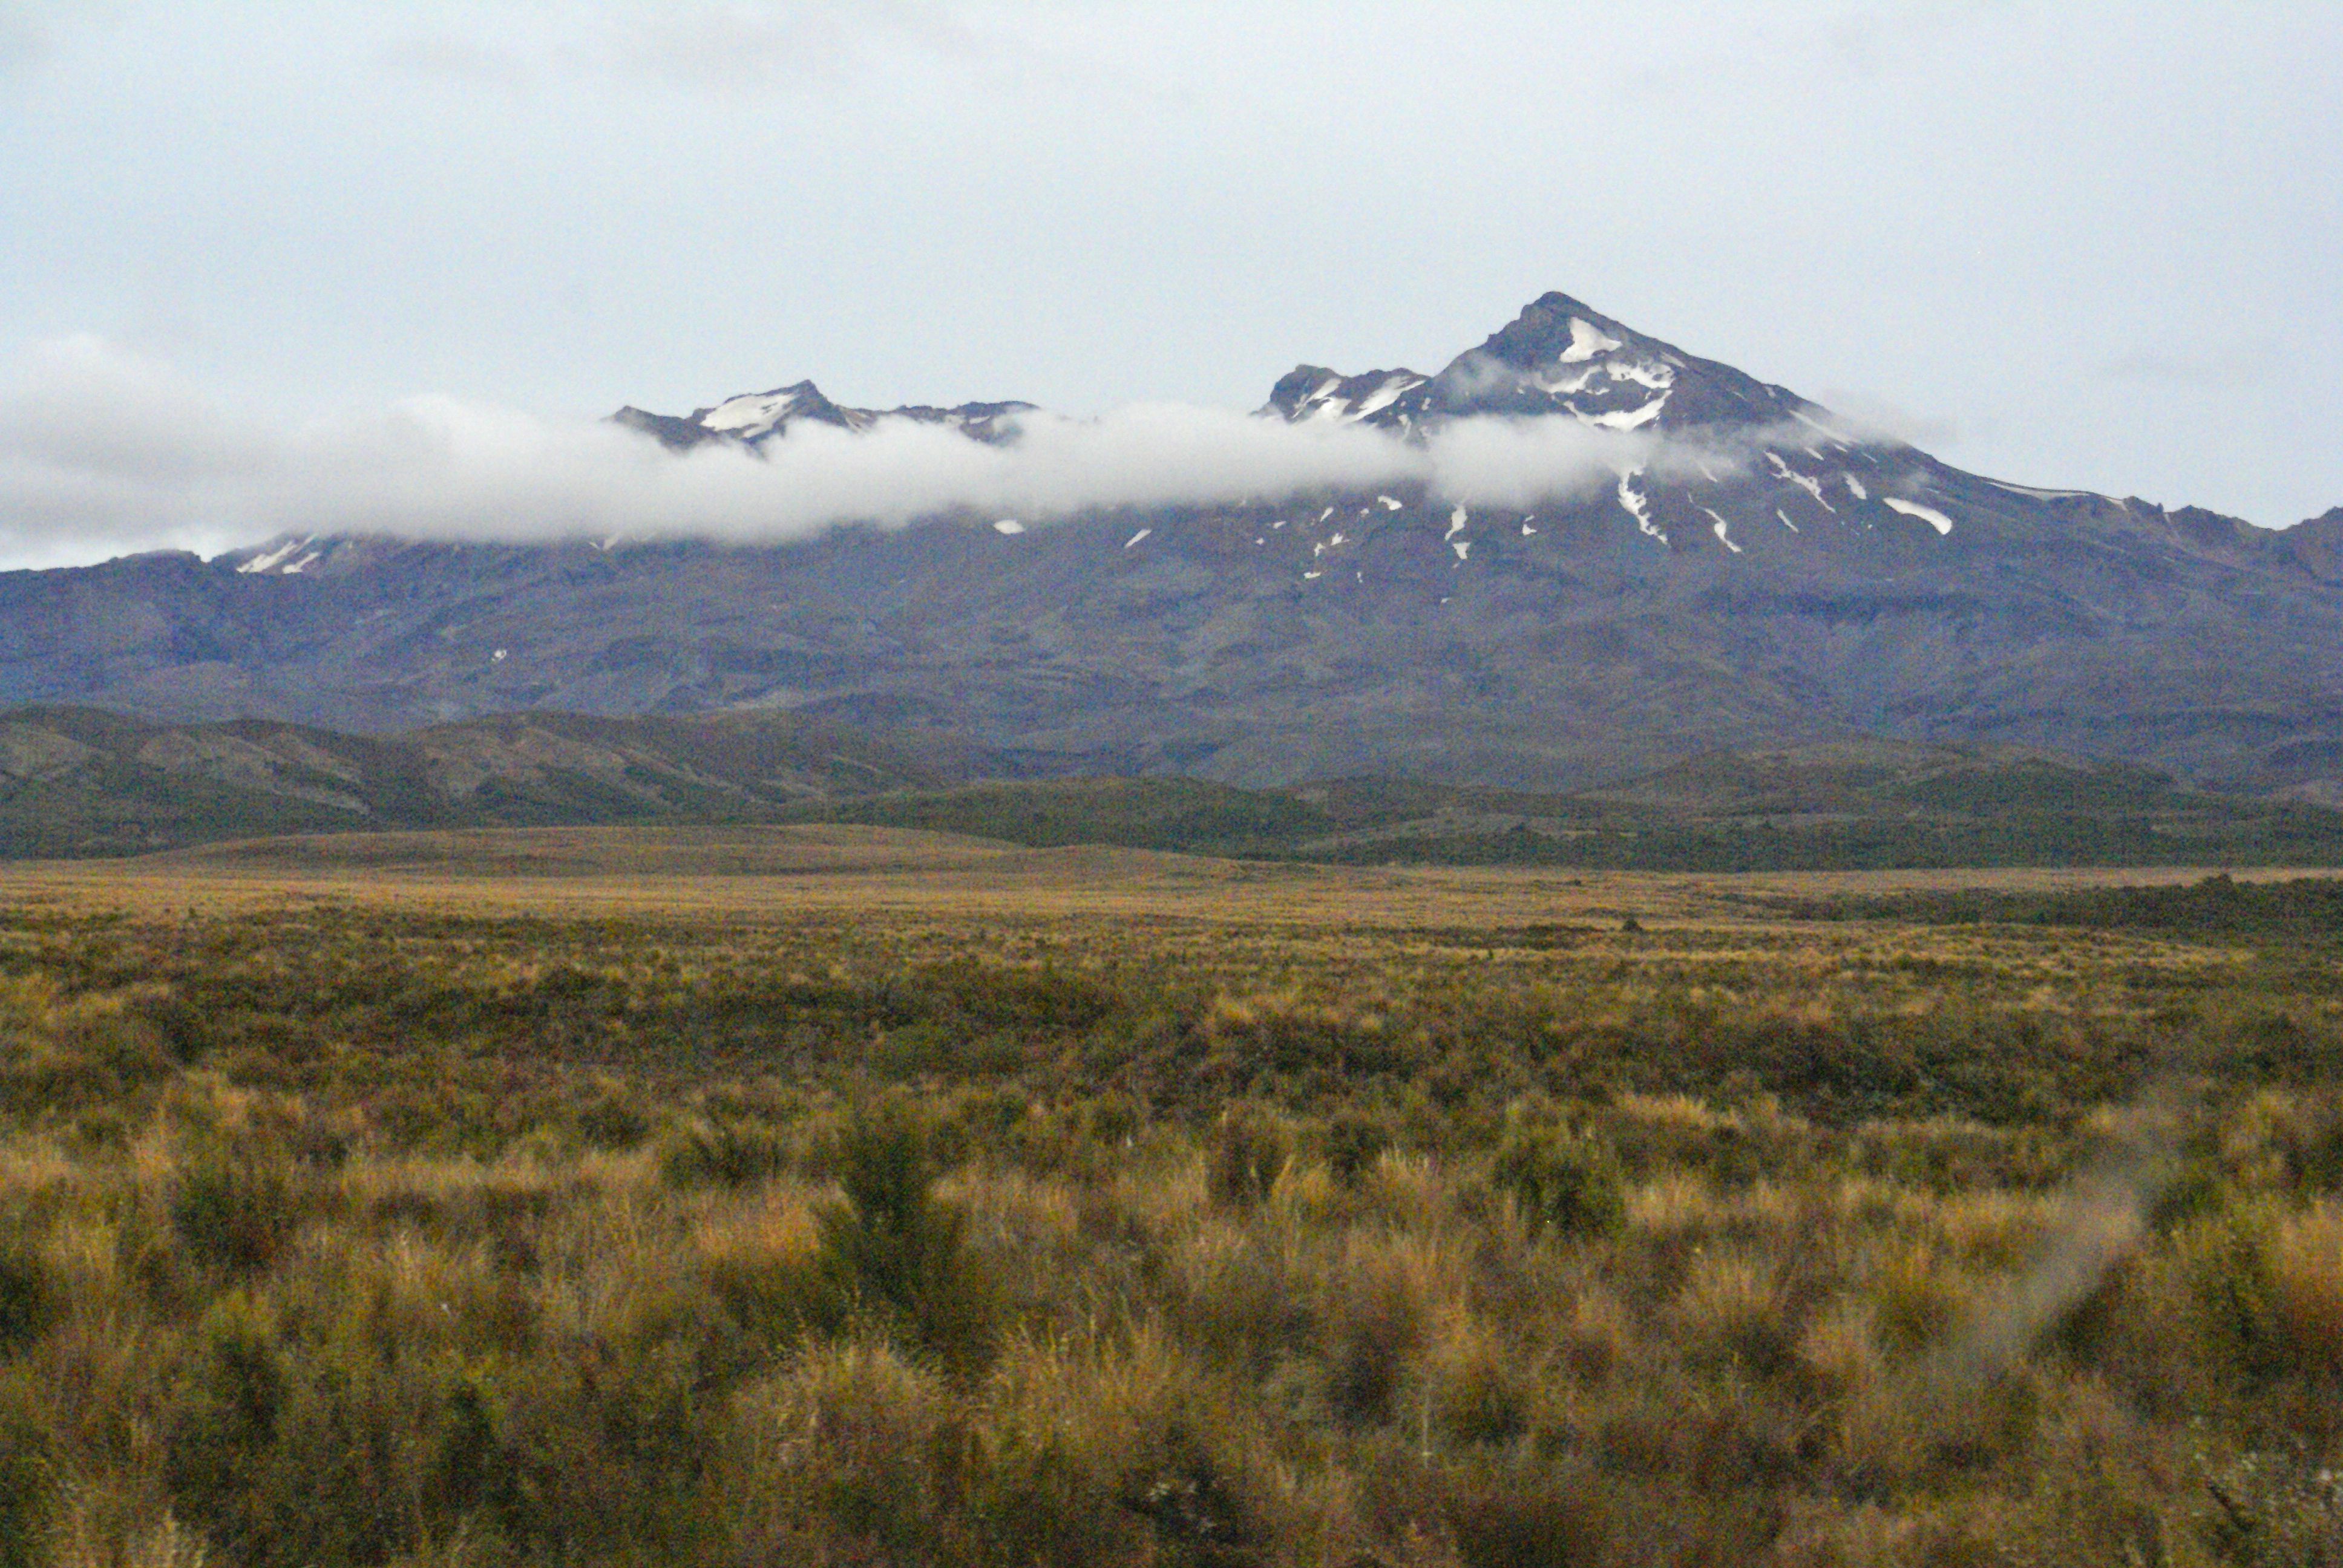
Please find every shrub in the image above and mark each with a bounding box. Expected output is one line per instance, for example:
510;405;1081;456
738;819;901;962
1324;1113;1392;1189
2267;1203;2343;1382
169;1147;305;1273
1324;1270;1421;1428
0;1378;47;1568
165;1292;287;1557
962;1332;1170;1568
1118;1422;1268;1568
706;1226;841;1351
660;1117;789;1190
1441;1457;1617;1568
1205;1109;1288;1212
2177;1203;2343;1386
2205;1449;2343;1567
2273;1093;2343;1194
572;1079;652;1151
1427;1318;1528;1446
0;1246;52;1357
1490;1124;1624;1241
814;1107;975;1353
730;1342;948;1563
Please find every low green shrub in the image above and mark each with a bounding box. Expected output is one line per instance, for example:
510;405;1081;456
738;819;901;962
1205;1108;1287;1211
815;1108;977;1356
1490;1123;1624;1240
1323;1112;1392;1189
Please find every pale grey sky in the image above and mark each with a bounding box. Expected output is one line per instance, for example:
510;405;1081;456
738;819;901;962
2;1;2338;568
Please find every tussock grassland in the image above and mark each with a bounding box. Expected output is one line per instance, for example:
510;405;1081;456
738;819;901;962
0;832;2339;1565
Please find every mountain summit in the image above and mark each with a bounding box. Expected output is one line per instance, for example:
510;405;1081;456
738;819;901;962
1268;290;1804;434
612;381;1034;450
7;292;2343;799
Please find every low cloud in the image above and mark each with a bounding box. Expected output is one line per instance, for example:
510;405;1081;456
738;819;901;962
1811;387;1960;446
0;335;1751;569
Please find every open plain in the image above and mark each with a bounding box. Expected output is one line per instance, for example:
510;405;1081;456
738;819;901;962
1;826;2340;1566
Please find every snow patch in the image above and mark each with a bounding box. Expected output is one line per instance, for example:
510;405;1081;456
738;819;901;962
1883;496;1955;535
1767;451;1835;513
1775;509;1801;534
1351;374;1423;419
699;390;807;434
1617;472;1665;542
1560;317;1624;362
492;648;508;662
1124;528;1151;549
1446;505;1469;541
1987;479;2088;500
1702;508;1742;554
1579;391;1669;431
992;518;1026;535
1605;358;1674;390
235;536;316;575
1376;495;1404;511
1843;475;1868;501
1451;540;1470;561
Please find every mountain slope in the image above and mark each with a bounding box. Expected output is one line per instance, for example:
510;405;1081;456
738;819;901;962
0;705;968;858
3;292;2341;799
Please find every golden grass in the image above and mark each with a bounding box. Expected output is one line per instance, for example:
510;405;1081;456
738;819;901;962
0;822;2328;930
1;832;2339;1564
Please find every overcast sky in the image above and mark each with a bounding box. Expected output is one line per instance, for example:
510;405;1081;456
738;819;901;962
2;1;2338;569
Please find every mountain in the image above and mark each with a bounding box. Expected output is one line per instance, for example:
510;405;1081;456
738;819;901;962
4;290;2342;799
0;705;970;858
612;381;1034;450
1266;290;1802;434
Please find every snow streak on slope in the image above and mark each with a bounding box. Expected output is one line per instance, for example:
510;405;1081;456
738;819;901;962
1884;495;1956;535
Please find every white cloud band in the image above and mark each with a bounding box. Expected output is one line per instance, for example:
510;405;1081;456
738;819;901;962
0;335;1742;568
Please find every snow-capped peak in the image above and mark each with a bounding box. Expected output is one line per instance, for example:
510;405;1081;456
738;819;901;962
228;534;326;576
697;381;865;440
613;382;1035;452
